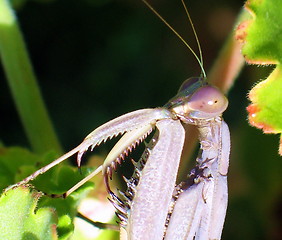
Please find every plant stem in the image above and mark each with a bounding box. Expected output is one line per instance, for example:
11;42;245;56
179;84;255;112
0;0;62;154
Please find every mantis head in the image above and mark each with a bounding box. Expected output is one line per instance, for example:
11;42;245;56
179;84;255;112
165;77;228;122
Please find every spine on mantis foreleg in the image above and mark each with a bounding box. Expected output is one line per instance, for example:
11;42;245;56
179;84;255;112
125;118;185;240
164;119;230;240
77;108;173;165
3;108;173;192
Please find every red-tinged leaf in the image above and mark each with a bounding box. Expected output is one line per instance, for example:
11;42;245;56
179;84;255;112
237;0;282;154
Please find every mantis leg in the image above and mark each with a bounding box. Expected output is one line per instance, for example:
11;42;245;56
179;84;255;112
4;108;172;192
205;120;230;239
76;212;120;231
164;120;230;240
164;181;206;240
126;118;185;240
47;165;103;198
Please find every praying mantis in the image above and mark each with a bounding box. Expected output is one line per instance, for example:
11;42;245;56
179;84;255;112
4;1;231;239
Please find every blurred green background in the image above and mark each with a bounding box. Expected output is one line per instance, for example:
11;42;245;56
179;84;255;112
0;0;281;239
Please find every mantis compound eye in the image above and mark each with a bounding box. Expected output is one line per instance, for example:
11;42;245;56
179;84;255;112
188;85;228;119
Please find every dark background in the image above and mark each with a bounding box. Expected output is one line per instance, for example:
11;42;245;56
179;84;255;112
1;0;281;239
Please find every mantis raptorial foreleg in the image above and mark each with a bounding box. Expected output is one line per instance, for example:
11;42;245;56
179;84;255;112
3;1;232;239
164;120;230;240
4;108;172;193
125;119;185;240
77;108;173;166
103;123;155;177
4;76;230;240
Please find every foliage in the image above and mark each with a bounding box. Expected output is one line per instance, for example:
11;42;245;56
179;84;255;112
0;146;94;239
238;0;282;154
0;186;57;240
0;0;281;239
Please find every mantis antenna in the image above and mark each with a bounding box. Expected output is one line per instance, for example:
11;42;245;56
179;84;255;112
141;0;207;78
180;0;204;72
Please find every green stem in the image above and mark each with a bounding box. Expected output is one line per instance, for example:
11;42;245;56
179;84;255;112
0;0;62;154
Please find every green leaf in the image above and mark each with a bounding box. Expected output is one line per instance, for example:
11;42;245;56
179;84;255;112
0;147;51;190
0;147;95;239
36;166;94;240
237;0;282;154
0;186;58;240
